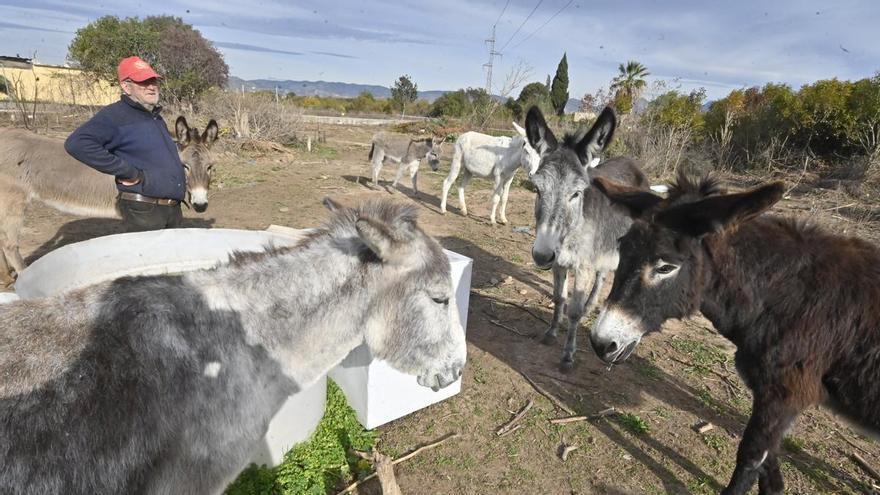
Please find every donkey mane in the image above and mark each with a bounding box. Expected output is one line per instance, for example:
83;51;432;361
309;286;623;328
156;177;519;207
227;200;421;268
560;131;588;149
665;173;726;205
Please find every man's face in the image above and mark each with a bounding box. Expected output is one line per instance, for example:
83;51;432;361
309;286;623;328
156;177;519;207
122;78;160;107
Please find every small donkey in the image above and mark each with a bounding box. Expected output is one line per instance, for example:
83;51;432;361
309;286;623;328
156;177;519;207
525;106;649;370
0;198;465;495
369;132;441;195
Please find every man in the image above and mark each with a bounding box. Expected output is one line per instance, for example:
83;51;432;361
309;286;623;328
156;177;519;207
65;56;186;231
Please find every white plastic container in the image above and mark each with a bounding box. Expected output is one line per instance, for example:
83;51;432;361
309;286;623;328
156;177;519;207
0;292;19;304
11;225;472;464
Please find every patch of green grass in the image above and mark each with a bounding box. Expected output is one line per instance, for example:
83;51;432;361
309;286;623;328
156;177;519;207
616;412;650;435
702;433;727;453
651;406;671;420
687;475;717;495
669;337;730;375
225;380;377;495
632;360;663;380
695;387;725;414
782;436;806;454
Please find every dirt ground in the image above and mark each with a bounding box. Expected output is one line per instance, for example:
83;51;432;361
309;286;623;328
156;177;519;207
9;122;880;494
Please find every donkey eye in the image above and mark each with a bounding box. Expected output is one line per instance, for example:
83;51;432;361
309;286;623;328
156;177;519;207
432;296;449;306
570;191;581;200
655;264;677;275
182;163;190;170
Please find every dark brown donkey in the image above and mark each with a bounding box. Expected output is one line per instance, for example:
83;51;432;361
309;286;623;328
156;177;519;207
588;174;880;495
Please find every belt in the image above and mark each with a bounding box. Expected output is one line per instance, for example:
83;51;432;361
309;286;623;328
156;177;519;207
119;192;181;206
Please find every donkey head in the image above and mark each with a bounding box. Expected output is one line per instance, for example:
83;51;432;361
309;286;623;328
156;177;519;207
525;106;617;269
425;137;442;172
588;175;784;364
323;198;466;391
175;116;219;213
512;121;541;176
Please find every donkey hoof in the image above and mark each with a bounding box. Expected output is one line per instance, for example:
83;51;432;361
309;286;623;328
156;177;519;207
540;332;558;345
560;359;575;373
498;218;508;225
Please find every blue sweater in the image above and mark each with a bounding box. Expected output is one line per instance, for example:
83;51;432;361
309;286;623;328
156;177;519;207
65;95;186;201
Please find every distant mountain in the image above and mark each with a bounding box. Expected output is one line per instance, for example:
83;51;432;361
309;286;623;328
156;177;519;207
227;76;452;102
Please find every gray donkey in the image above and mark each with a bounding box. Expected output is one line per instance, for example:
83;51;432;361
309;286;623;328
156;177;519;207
0;117;218;284
0;198;466;495
369;131;441;195
525;106;649;370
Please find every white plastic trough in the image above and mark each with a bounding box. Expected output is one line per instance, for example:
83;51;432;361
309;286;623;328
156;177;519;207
8;225;472;466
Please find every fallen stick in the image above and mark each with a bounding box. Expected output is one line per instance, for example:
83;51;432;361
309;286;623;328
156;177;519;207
482;312;529;337
519;372;575;415
470;289;550;325
497;423;523;438
337;432;460;494
550;415;588;425
350;449;401;495
496;399;534;436
852;452;880;483
559;443;579;461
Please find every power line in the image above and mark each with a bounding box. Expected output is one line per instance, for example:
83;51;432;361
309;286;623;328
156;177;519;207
509;0;575;51
483;26;502;93
493;0;511;28
498;0;545;53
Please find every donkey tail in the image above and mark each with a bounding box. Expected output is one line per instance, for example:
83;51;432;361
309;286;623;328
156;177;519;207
368;142;375;160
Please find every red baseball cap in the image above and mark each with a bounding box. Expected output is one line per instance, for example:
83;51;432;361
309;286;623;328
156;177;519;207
117;56;161;83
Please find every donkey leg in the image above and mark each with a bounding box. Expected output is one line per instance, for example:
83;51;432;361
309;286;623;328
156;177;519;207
0;183;28;278
498;175;515;225
722;392;799;495
370;149;385;187
441;154;463;214
458;170;472;217
541;265;569;344
391;160;411;190
757;454;785;495
408;161;420;196
560;269;604;371
489;178;504;225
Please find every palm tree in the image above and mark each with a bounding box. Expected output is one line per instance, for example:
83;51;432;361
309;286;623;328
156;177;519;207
610;60;650;113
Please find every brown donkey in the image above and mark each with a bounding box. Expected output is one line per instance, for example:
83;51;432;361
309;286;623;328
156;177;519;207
589;174;880;495
0;117;218;284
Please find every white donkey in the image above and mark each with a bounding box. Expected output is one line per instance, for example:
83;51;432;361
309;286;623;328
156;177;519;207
369;132;441;196
440;123;540;224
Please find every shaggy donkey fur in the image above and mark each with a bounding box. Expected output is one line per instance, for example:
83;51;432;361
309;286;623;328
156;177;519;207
591;174;880;495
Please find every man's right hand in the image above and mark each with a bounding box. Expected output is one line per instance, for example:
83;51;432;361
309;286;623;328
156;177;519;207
116;170;143;186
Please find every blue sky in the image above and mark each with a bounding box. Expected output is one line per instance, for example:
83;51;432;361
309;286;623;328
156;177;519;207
0;0;877;100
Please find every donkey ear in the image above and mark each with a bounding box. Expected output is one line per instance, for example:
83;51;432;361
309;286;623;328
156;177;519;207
322;197;344;212
525;106;558;155
512;121;527;138
656;182;785;237
175;116;190;146
593;177;663;218
202;119;219;146
575;106;616;166
355;217;394;261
